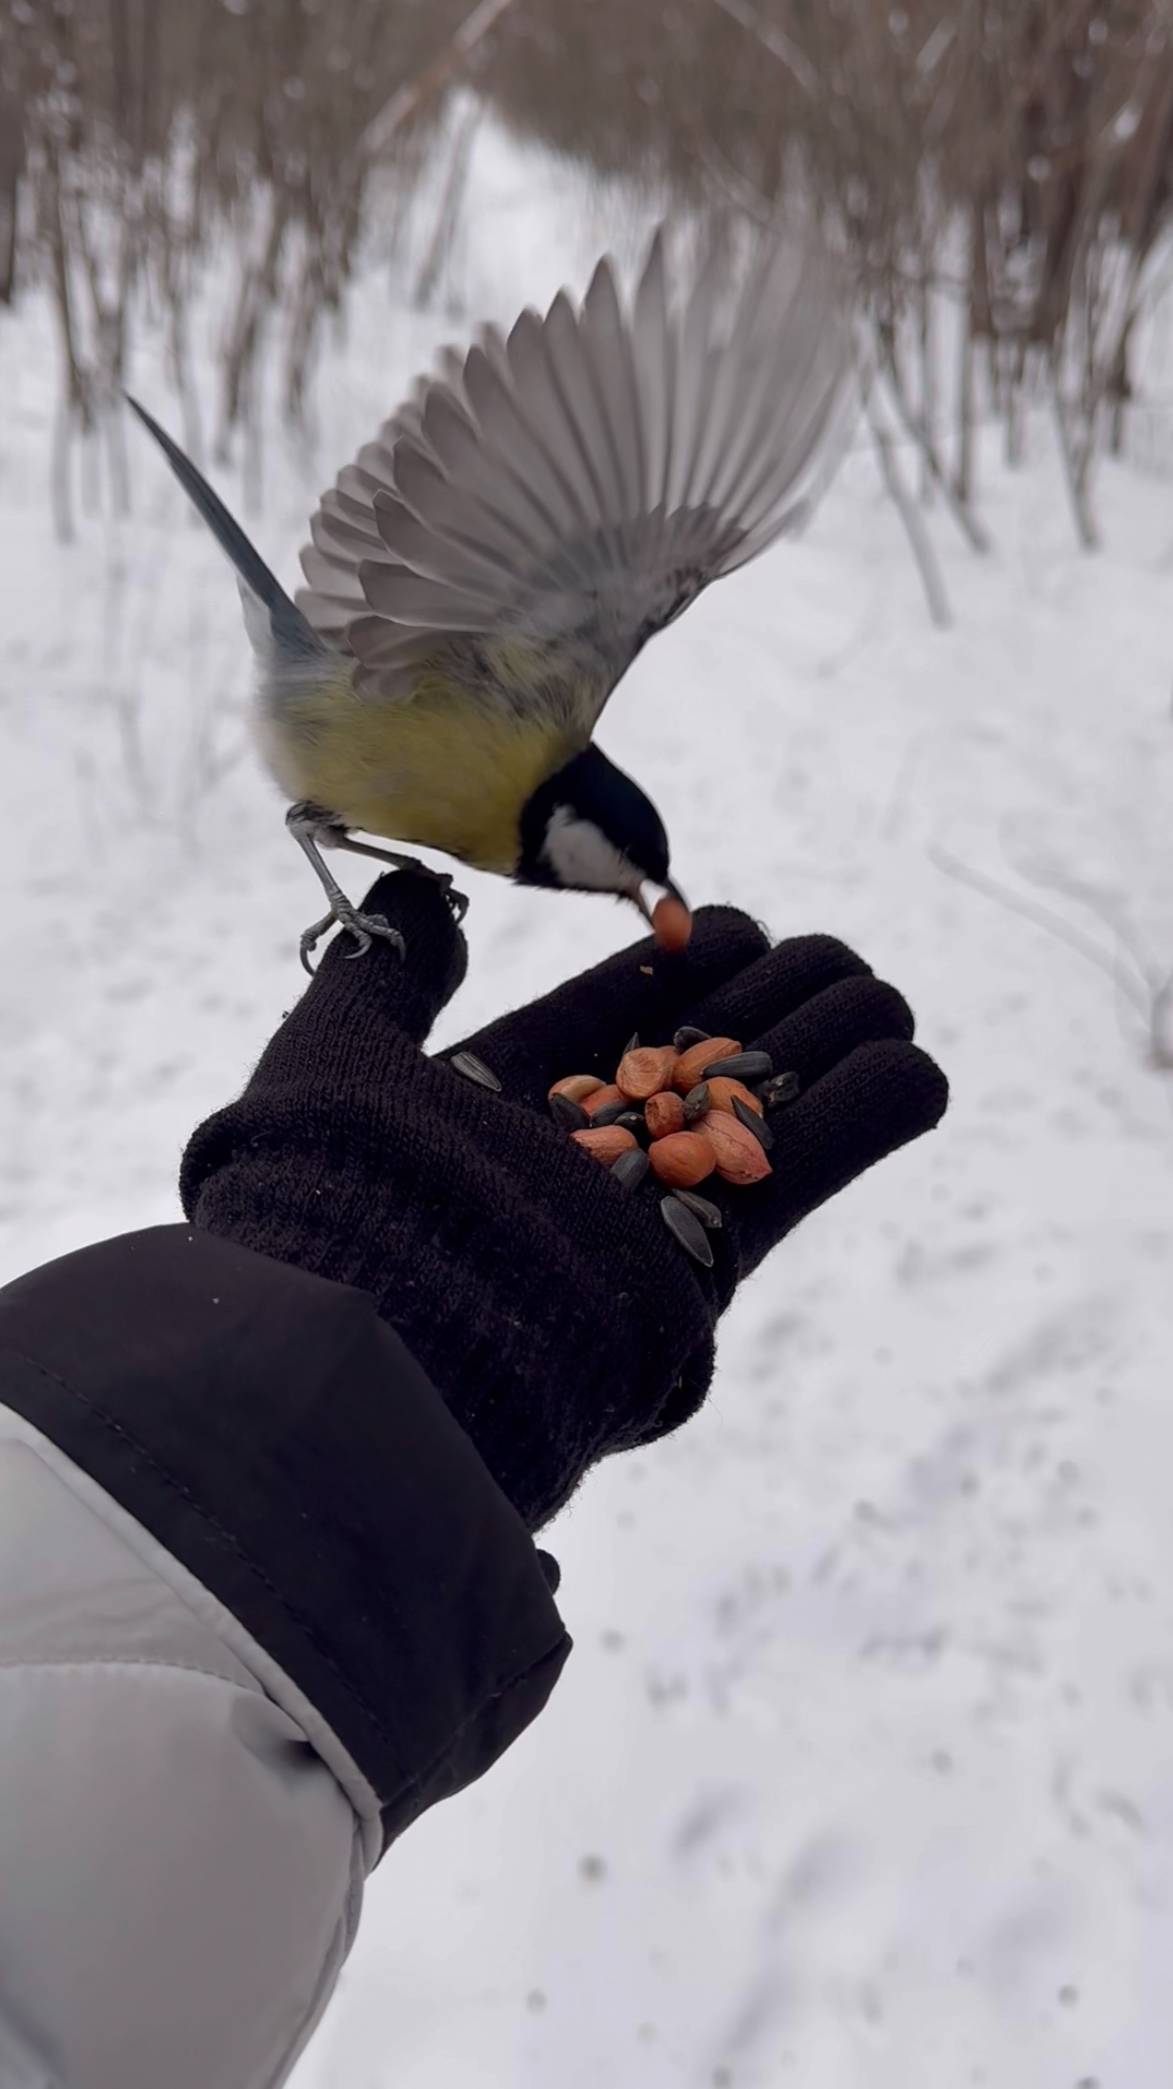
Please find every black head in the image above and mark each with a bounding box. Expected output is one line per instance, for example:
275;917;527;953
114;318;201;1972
517;743;684;928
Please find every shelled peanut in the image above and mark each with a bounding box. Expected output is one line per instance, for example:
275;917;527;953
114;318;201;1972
550;1027;797;1267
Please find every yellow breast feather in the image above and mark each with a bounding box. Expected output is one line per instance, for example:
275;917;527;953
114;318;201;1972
277;669;584;876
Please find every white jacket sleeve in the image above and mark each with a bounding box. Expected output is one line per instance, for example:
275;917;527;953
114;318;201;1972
0;1415;367;2089
0;1227;570;2089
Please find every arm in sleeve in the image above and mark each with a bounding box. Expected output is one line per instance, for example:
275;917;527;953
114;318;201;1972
0;1425;361;2089
0;1226;571;2089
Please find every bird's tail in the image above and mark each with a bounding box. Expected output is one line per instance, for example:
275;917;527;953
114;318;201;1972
125;396;324;660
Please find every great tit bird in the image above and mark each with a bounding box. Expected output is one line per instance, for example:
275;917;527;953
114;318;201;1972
129;226;849;970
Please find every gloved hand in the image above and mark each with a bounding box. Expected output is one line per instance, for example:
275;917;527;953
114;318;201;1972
181;876;947;1530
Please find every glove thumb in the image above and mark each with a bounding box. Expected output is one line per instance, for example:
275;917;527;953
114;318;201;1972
309;871;469;1044
260;869;468;1080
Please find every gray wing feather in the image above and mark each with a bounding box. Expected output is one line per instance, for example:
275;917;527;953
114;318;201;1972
294;224;852;709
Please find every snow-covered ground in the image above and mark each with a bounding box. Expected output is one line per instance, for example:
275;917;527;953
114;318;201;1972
3;118;1173;2089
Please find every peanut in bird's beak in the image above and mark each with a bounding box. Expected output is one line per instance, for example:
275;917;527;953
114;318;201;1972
638;880;693;952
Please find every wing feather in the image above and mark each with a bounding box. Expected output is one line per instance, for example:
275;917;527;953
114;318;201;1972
359;561;502;628
501;310;599;537
577;257;643;535
391;435;550;567
373;490;531;595
536;290;622;539
459;340;586;543
310;509;385;562
294;223;852;714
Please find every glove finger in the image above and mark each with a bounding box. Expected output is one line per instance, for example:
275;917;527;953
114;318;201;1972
451;904;769;1106
731;1037;949;1278
299;871;468;1048
684;933;872;1047
750;974;915;1091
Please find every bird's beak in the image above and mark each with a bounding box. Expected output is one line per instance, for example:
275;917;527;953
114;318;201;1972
638;879;693;952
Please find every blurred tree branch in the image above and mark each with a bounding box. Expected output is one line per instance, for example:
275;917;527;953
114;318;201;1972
5;0;1173;556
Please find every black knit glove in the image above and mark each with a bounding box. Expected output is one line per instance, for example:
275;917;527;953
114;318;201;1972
181;875;947;1530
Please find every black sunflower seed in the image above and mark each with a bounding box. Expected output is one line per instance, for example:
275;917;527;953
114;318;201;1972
660;1193;715;1268
732;1094;775;1150
615;1110;651;1144
611;1146;650;1190
682;1081;711;1124
450;1050;501;1092
701;1050;773;1083
622;1031;640;1055
675;1188;723;1230
549;1091;590;1132
759;1069;801;1109
673;1025;711;1051
592;1096;642;1128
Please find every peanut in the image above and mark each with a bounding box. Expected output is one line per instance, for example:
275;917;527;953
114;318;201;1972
570;1125;640;1165
581;1083;626;1119
549;1074;607;1106
704;1077;764;1118
672;1037;742;1094
703;1110;772;1184
616;1045;678;1100
645;1090;686;1140
648;1128;717;1188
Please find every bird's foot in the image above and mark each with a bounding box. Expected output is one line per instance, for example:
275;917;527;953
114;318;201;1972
299;903;407;976
380;855;469;924
329;835;471;925
436;873;470;925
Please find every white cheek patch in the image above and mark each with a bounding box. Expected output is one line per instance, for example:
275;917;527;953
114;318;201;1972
543;807;639;893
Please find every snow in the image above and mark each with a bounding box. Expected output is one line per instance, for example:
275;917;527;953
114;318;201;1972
4;114;1173;2089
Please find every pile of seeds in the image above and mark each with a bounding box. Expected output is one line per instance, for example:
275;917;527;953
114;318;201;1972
547;1027;799;1267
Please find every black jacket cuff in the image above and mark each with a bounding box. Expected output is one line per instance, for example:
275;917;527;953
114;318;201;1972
0;1225;570;1852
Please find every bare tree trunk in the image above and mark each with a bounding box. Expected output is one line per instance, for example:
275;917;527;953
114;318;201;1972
42;147;92;542
1108;314;1133;459
917;277;935;504
955;314;976;507
414;96;480;308
44;154;90;427
73;176;139;514
51;391;74;543
218;192;289;456
865;384;951;628
880;328;990;553
359;0;523;160
0;164;19;306
1051;369;1100;552
1005;338;1027;467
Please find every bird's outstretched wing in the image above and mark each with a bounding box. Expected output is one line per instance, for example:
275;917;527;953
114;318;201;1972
295;226;853;723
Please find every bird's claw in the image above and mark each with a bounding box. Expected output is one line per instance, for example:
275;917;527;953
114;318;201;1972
299;906;407;976
442;878;470;925
342;911;407;964
410;864;470;924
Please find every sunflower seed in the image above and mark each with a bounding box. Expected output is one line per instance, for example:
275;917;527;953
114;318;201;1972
673;1025;711;1051
592;1096;643;1128
450;1050;501;1092
660;1193;715;1268
615;1109;652;1144
759;1069;801;1109
622;1031;640;1055
701;1050;773;1083
682;1081;711;1124
611;1146;650;1190
675;1188;723;1230
732;1094;775;1150
549;1091;590;1132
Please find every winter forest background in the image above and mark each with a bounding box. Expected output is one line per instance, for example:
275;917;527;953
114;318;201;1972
2;1;1173;2084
